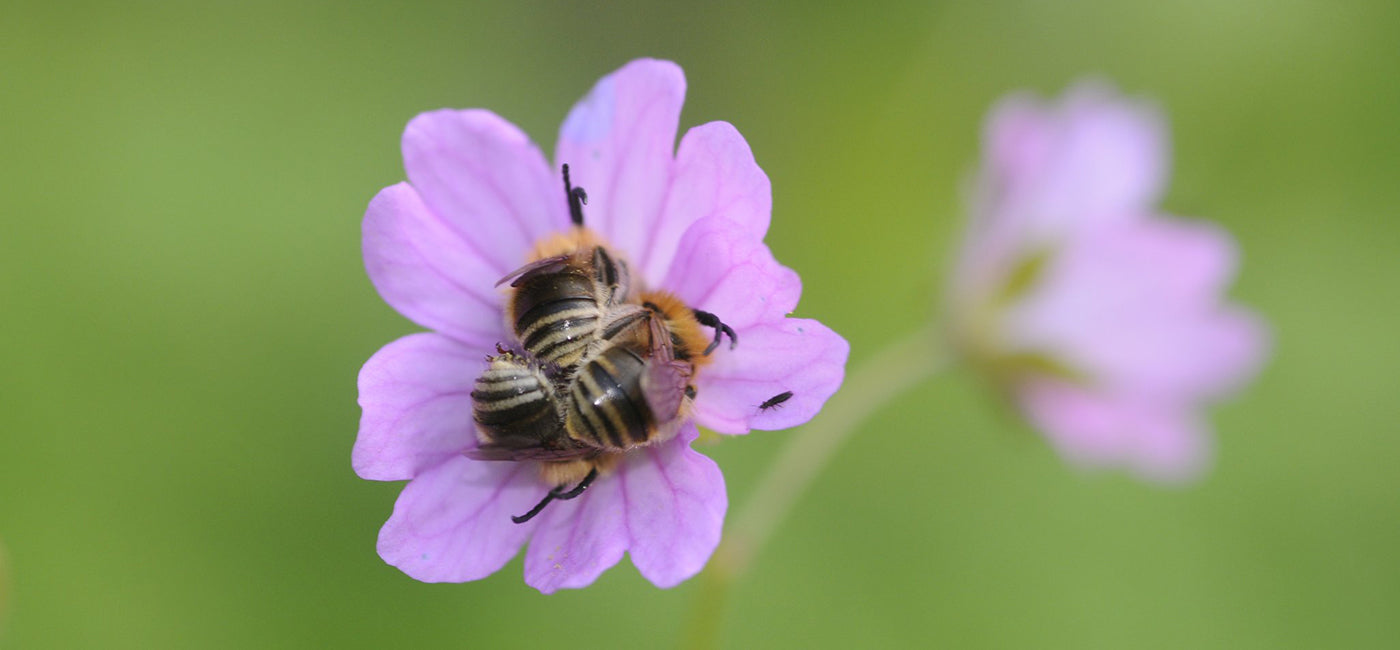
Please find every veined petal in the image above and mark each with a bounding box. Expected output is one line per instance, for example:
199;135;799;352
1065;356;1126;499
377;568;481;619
522;427;726;592
363;183;509;348
642;121;772;283
377;457;543;582
662;216;800;332
1019;380;1211;483
555;59;685;265
622;426;727;588
522;471;628;594
354;333;484;481
694;319;849;434
402;109;567;274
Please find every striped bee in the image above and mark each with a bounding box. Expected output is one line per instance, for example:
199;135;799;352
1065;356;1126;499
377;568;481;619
470;292;734;523
468;164;739;523
497;176;635;371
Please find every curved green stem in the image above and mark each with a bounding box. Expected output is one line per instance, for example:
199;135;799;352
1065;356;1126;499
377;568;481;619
682;325;947;648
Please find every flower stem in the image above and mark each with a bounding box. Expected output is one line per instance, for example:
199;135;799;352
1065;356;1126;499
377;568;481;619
682;325;946;648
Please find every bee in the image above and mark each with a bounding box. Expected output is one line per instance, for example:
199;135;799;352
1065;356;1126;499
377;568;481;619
758;391;794;412
497;164;646;370
469;163;741;524
470;292;735;523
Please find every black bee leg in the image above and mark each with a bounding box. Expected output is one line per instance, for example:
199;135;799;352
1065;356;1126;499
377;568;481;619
562;163;588;226
693;309;738;355
551;468;598;501
511;492;558;524
509;468;600;524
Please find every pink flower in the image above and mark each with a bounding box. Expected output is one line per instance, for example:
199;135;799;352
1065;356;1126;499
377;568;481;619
949;82;1267;482
354;59;848;592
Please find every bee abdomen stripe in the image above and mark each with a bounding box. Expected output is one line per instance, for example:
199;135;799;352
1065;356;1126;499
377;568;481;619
527;320;598;360
579;359;650;446
474;392;552;427
473;375;545;393
569;391;613;448
471;387;545;410
517;298;597;333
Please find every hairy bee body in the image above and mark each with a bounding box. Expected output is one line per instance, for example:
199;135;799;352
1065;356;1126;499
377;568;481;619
470;352;564;453
503;241;636;370
466;164;740;522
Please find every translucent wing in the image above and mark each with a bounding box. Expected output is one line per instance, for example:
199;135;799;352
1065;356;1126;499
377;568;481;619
495;254;572;288
640;313;692;425
465;441;600;462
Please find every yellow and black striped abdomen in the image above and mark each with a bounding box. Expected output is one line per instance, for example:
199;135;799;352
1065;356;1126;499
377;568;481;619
472;355;563;449
565;344;656;450
510;271;603;368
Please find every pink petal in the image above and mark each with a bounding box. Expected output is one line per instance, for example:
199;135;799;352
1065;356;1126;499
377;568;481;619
693;319;850;434
621;426;727;588
522;427;726;592
377;456;544;582
641;121;772;283
554;59;685;265
1019;380;1211;483
402;109;567;275
979;81;1168;241
354;333;485;481
662;216;800;331
1005;218;1267;401
362;182;510;348
522;471;628;594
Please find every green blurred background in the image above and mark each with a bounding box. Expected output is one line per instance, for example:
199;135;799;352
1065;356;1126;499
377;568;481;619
3;1;1397;647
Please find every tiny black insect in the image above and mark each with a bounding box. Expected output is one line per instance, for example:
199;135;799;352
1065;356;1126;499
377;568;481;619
758;391;794;412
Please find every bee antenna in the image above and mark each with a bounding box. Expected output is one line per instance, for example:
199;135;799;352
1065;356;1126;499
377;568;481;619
510;468;599;524
562;163;587;226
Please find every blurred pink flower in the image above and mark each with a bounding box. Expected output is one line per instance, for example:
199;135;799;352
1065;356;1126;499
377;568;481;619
354;59;848;592
949;82;1267;481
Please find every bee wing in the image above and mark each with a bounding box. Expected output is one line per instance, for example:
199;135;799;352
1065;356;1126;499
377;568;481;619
647;311;676;363
639;311;691;422
465;443;599;462
641;358;691;424
496;254;572;288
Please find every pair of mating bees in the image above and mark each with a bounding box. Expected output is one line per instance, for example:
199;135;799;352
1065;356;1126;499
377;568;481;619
467;165;743;524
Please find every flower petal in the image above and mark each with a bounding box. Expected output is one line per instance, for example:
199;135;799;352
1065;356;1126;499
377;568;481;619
1004;218;1268;401
1019;380;1211;483
982;82;1167;236
522;470;628;594
402;109;567;274
377;456;544;582
555;59;685;264
694;319;850;434
622;426;727;588
522;427;726;592
354;333;485;481
640;121;772;283
363;183;510;348
662;216;800;331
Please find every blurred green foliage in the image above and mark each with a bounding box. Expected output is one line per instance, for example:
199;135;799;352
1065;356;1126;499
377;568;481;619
2;1;1397;648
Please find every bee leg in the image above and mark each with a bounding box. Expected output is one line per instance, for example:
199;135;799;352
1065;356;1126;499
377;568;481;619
511;491;558;524
693;309;739;355
509;469;599;524
562;163;588;226
551;468;599;501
